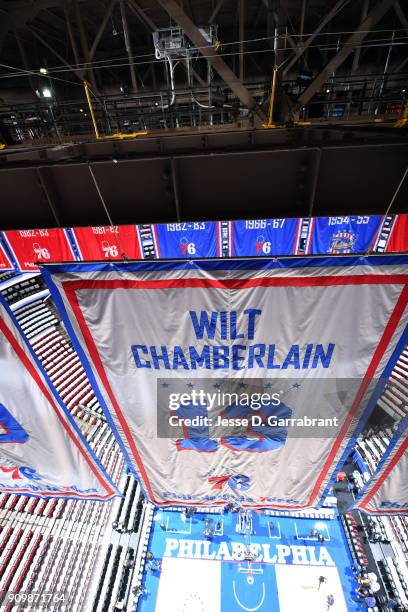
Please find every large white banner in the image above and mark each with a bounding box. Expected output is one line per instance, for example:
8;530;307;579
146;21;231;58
0;295;117;500
354;416;408;515
43;257;408;508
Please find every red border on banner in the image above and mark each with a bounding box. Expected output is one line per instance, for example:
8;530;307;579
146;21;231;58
3;229;76;272
62;275;408;508
357;438;408;514
0;316;116;499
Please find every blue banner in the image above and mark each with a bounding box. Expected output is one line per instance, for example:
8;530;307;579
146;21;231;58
309;216;382;255
154;222;219;258
232;219;298;257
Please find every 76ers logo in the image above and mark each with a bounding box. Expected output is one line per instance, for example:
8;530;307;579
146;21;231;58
179;237;196;256
33;243;50;260
0;465;42;480
255;236;271;255
101;241;119;258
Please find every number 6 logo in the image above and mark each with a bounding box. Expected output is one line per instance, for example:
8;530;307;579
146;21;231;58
0;404;29;443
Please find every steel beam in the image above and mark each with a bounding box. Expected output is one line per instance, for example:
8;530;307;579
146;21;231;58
73;0;98;92
293;0;396;116
156;0;265;119
120;0;138;92
64;7;81;74
128;0;157;31
239;0;244;83
262;0;296;50
14;29;37;95
90;0;116;60
351;0;369;75
272;0;288;68
27;26;83;80
299;0;306;40
283;0;349;76
0;7;11;54
394;1;408;35
9;0;70;28
392;55;408;73
208;0;226;24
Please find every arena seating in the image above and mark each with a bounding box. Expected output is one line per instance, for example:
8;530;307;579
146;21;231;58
377;346;408;421
0;274;134;610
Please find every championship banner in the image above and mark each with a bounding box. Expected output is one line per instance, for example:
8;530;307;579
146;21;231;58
310;216;382;255
0;239;13;271
72;225;141;261
42;256;408;509
232;219;298;257
0;295;118;500
353;416;408;515
387;215;408;253
3;229;76;272
154;222;219;258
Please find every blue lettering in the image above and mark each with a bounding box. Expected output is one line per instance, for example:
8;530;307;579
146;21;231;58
172;346;189;369
302;343;314;368
244;309;262;340
189;311;218;340
188;346;211;369
282;345;300;369
230;312;244;340
213;346;229;369
248;344;265;368
232;344;246;370
150;346;171;369
267;344;280;369
312;343;335;368
131;344;151;368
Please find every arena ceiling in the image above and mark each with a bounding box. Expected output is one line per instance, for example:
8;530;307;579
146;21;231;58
0;1;407;229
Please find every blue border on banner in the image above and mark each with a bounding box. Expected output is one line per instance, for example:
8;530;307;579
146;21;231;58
316;322;408;509
40;265;142;496
40;255;408;508
39;253;408;274
64;227;82;261
352;414;408;515
0;292;120;501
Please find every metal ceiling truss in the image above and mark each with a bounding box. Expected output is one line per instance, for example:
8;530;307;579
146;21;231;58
293;0;398;118
0;0;406;131
155;0;267;121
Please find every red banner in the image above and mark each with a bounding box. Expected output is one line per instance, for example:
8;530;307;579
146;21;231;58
387;214;408;253
0;241;13;271
72;226;141;260
3;229;76;272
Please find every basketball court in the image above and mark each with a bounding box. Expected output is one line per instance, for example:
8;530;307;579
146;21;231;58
137;509;365;611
